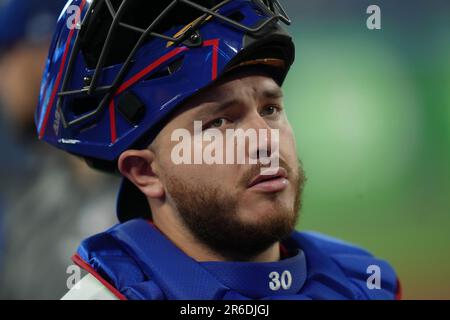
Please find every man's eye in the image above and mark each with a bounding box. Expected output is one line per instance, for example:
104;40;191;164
205;118;228;129
260;105;280;117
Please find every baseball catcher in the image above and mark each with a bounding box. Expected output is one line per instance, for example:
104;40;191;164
35;0;400;300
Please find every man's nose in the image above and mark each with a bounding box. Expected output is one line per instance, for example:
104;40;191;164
244;113;279;164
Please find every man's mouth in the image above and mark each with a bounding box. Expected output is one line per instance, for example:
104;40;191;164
247;167;289;193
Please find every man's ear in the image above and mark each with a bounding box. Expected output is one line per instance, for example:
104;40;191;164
118;149;164;199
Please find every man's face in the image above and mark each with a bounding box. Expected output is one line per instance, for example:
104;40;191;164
151;70;306;259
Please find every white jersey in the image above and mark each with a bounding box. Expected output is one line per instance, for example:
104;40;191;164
61;274;119;300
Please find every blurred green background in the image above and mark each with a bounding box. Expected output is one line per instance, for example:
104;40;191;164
283;0;450;299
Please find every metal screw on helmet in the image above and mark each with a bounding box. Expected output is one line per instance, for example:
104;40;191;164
183;30;203;47
191;33;199;41
83;76;92;87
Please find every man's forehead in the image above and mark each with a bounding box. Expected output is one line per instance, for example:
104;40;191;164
205;69;281;98
179;72;282;116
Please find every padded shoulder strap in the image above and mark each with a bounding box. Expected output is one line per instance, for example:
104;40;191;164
296;231;399;300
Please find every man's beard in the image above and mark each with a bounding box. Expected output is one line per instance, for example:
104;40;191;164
165;159;306;261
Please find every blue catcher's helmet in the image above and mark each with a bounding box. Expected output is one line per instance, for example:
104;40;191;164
35;0;295;221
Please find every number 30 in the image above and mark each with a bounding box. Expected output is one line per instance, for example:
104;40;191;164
269;270;292;291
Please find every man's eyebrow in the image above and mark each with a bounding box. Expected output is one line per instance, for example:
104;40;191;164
263;87;284;99
193;98;241;120
192;87;284;120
